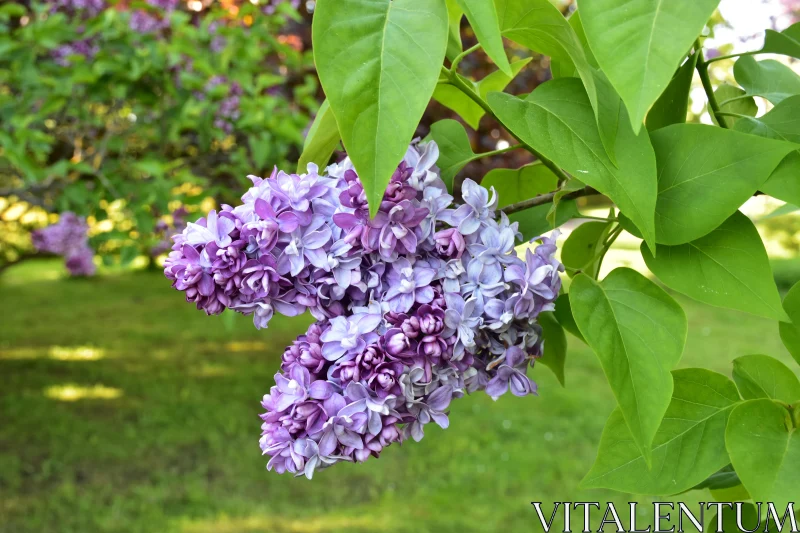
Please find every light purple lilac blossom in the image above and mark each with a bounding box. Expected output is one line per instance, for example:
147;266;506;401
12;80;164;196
164;141;563;478
32;212;96;276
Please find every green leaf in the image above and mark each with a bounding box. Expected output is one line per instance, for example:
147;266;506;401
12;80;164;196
547;178;585;227
582;368;739;494
645;52;698;132
689;464;741;492
455;0;511;76
554;293;585;343
561;221;612;279
445;0;463;61
538;312;567;386
713;84;758;128
312;0;448;216
650;124;796;244
731;95;800;205
758;202;800;221
550;10;598;78
481;163;557;205
763;152;800;206
761;22;800;60
642;211;790;321
488;79;658;251
433;58;532;129
780;281;800;367
726;399;800;511
734;56;800;105
427;119;475;191
494;0;617;163
298;100;340;172
482;162;565;240
570;268;687;464
732;354;800;403
579;0;720;132
734;94;800;142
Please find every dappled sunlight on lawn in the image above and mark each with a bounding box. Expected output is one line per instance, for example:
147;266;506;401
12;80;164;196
44;383;123;401
178;513;391;533
0;345;106;361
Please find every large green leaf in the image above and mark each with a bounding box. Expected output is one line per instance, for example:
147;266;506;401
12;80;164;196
713;84;758;128
561;221;612;279
488;79;658;251
313;0;448;216
433;58;532;129
780;281;800;367
732;354;800;403
570;268;687;464
650;124;796;244
642;211;789;321
298;100;340;172
645;52;698;132
538;312;567;386
427;119;476;190
579;0;720;132
726;399;800;511
456;0;511;75
734;56;800;105
762;22;800;59
582;368;739;494
733;95;800;205
494;0;617;162
762;152;800;206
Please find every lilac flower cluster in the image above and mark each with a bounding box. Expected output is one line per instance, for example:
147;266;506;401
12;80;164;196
129;0;179;34
200;76;243;134
32;212;96;276
164;142;563;478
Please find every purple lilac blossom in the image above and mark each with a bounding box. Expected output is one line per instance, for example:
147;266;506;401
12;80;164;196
32;212;96;276
164;140;563;478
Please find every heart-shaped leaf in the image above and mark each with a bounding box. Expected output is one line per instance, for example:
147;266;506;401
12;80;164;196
553;293;585;343
650;123;796;244
582;368;739;494
642;211;789;321
561;221;613;279
732;354;800;403
713;84;758;128
762;22;800;60
427;119;476;190
580;0;720;132
488;78;658;251
734;56;800;105
313;0;448;216
570;268;687;464
726;399;800;511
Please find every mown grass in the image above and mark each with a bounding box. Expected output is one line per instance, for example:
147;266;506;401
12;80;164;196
0;260;797;533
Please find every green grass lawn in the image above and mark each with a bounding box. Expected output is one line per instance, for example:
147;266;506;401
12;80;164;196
0;260;797;533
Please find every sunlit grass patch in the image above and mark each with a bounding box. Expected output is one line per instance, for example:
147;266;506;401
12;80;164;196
44;384;123;401
178;513;391;533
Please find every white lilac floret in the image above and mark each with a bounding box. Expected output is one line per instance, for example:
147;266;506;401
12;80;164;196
164;141;563;478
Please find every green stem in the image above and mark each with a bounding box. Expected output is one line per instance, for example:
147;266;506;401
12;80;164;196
449;43;481;74
475;143;522;158
444;71;572;184
702;50;758;65
695;46;727;129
